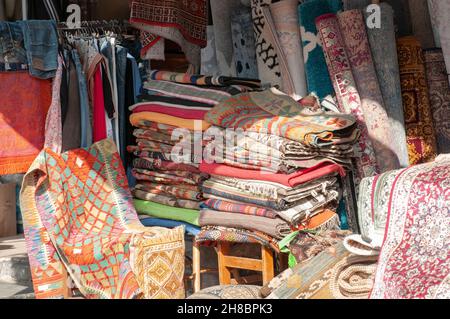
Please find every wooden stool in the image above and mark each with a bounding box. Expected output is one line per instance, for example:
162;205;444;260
192;242;288;293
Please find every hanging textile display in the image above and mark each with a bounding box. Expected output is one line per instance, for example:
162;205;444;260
140;31;165;61
397;36;437;165
20;139;185;299
298;0;342;101
337;10;400;173
210;0;241;77
424;49;450;155
428;0;450;85
370;157;450;299
363;3;410;168
409;0;436;50
316;13;379;179
231;6;259;79
129;0;208;70
269;0;307;98
250;0;282;88
200;26;220;76
0;72;51;175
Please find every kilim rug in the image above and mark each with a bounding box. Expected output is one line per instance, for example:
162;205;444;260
129;0;208;70
298;0;342;100
316;13;379;180
371;157;450;299
20;139;185;299
363;3;410;168
397;36;437;165
338;10;400;173
269;0;307;98
250;0;282;88
428;0;450;85
0;72;51;175
424;49;450;155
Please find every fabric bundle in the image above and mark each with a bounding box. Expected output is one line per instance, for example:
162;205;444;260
397;36;437;165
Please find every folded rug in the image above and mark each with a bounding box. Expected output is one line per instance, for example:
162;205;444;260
231;6;259;79
130;112;211;131
133;189;200;210
202;199;278;219
317;13;379;180
397;36;437;165
424;49;450;155
137;94;214;109
130;103;209;119
134;199;200;226
136;183;201;200
330;255;378;299
337;10;400;173
129;0;208;70
371;158;450;299
204;89;358;146
20;139;185;299
363;3;410;168
200;162;345;188
298;0;342;100
0;72;51;175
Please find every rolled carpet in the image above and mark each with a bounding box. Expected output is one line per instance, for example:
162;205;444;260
199;209;292;240
134;199;200;226
329;254;378;299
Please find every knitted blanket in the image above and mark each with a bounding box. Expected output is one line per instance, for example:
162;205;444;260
20;140;185;299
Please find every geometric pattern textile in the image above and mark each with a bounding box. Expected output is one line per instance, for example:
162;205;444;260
20;139;184;299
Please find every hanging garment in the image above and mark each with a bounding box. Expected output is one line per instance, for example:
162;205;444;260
20;139;185;299
200;26;220;76
428;0;450;85
337;10;400;173
424;49;450;155
250;0;282;88
270;0;307;98
231;6;259;79
316;13;379;179
93;67;107;142
129;0;208;70
298;0;342;100
370;158;450;299
0;72;51;175
397;36;437;165
409;0;436;50
210;0;241;76
363;3;410;168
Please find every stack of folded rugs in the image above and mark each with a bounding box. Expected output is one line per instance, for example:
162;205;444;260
197;88;360;247
128;71;262;234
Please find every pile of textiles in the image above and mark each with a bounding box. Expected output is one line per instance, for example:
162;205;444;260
197;88;361;250
129;70;262;233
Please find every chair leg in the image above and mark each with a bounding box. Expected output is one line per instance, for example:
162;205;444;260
261;246;275;285
192;243;201;293
217;243;232;285
61;266;72;299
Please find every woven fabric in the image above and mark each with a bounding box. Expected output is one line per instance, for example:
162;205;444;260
134;199;200;226
316;13;378;179
0;72;51;175
363;3;410;168
298;0;342;100
337;10;400;173
20;139;185;299
397;36;437;165
424;49;450;154
371;158;450;299
202;199;278;219
188;285;262;299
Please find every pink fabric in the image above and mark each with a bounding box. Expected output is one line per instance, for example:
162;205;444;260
93;68;107;142
199;162;345;188
44;56;63;154
131;104;208;120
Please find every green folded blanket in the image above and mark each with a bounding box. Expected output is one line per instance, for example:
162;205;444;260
133;199;200;226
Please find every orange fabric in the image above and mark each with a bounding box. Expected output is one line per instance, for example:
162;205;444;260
299;209;338;231
130;112;211;131
0;72;52;175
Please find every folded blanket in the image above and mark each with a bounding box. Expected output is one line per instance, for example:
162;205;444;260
139;216;201;236
329;255;378;299
135;183;202;201
133;169;198;186
200;162;345;188
199;209;292;240
134;130;177;146
133;189;200;210
204;88;358;146
137;94;214;109
134;168;206;184
202;199;278;219
130;112;211;131
133;158;201;173
134;199;200;226
131;102;209;119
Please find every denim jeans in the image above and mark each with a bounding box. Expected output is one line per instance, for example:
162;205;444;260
0;22;27;65
72;49;92;148
20;20;58;79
